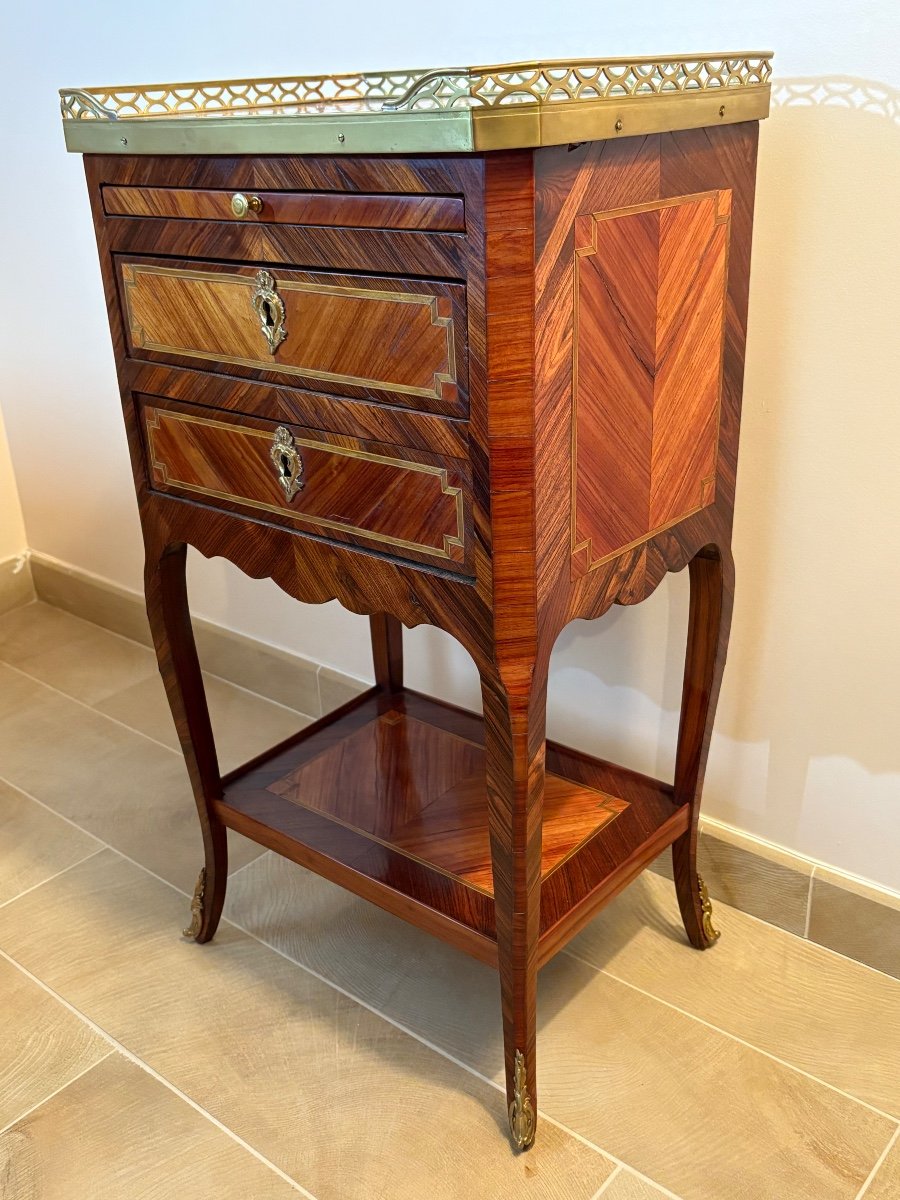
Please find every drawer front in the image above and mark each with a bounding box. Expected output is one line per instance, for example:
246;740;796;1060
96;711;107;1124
104;186;466;232
121;259;466;415
142;401;471;573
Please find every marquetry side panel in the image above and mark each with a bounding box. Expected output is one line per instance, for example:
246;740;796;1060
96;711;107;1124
532;136;661;630
142;401;471;572
119;258;467;416
571;189;730;574
532;126;757;627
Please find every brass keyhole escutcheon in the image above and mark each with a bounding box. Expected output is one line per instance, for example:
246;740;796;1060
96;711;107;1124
270;426;304;501
251;270;287;355
231;192;262;218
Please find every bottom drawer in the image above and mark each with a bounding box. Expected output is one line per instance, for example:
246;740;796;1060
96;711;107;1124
141;398;471;573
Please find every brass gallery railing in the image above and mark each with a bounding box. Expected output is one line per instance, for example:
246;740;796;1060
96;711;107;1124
59;54;773;155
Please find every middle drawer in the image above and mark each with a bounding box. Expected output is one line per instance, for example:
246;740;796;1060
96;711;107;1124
117;257;468;418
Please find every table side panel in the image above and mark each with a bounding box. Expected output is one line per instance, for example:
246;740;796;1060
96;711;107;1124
532;123;760;632
572;189;730;570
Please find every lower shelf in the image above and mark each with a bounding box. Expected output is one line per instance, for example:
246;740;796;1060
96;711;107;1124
216;688;688;967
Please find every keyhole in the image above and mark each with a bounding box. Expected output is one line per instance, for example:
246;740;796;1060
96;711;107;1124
262;299;275;330
279;451;291;479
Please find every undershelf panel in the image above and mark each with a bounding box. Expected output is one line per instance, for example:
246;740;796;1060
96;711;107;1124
217;688;686;966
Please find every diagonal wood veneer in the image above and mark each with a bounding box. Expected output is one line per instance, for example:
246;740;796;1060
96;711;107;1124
572;190;731;574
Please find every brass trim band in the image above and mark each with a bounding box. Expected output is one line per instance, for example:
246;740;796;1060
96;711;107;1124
60;54;772;155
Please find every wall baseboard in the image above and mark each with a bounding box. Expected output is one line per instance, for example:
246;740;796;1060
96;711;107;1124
25;550;900;981
0;552;35;615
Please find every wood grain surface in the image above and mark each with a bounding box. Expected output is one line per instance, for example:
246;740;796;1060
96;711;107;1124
572;190;729;571
265;708;629;894
121;258;467;414
0;957;110;1130
80;126;762;1148
217;688;685;965
142;400;472;573
103;184;466;231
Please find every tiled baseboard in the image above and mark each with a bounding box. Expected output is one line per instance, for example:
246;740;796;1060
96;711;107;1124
648;823;900;978
23;550;900;981
0;552;35;615
29;553;329;719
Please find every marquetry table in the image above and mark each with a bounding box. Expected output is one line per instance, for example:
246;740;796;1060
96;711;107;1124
61;53;771;1149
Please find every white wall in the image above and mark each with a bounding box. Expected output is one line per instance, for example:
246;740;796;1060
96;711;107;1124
2;2;898;888
0;404;26;560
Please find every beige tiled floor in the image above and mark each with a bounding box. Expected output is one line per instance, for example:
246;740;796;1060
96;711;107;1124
1;601;899;1199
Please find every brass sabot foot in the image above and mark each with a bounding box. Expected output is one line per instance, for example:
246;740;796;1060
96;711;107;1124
183;867;206;939
698;873;721;945
508;1050;536;1151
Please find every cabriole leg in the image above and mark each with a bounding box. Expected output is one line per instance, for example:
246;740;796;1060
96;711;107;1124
672;544;735;949
481;665;547;1151
144;540;226;943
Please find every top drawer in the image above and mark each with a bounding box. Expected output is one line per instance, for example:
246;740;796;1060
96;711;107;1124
103;185;466;232
117;256;468;417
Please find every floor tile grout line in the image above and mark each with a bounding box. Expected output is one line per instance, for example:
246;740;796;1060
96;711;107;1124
200;666;319;720
0;660;182;757
804;867;815;939
590;1165;623;1198
1;654;316;765
855;1124;899;1199
4;599;319;720
13;635;898;991
0;853;660;1200
226;854;266;883
7;761;900;1130
655;865;900;987
0;831;753;1198
78;596;323;716
5;611;895;1189
563;946;900;1124
0;774;252;903
0;774;121;850
216;908;701;1197
0;847;106;912
4;758;897;1183
15;602;900;905
0;946;318;1199
5;798;898;1169
0;864;627;1196
8;634;896;992
0;1049;116;1136
0;867;631;1192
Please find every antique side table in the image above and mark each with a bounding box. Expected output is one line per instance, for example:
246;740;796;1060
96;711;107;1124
60;54;771;1150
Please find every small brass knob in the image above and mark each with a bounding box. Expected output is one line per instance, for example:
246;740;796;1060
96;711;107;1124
231;192;262;218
